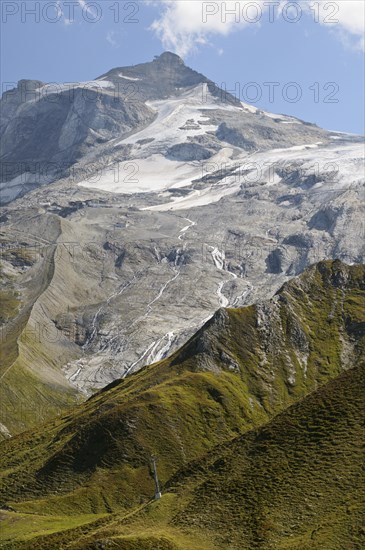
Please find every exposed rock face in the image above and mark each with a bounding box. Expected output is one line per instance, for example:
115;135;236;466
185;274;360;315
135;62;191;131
216;122;256;150
166;142;214;161
308;206;340;232
0;82;155;193
98;51;238;104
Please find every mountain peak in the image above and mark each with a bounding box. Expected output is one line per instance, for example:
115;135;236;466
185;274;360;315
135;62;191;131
154;51;185;65
97;51;209;103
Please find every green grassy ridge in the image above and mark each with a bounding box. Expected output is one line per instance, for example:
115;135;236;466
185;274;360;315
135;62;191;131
0;260;364;541
166;359;365;549
0;362;78;439
0;369;268;514
6;359;365;549
0;494;215;549
0;511;107;548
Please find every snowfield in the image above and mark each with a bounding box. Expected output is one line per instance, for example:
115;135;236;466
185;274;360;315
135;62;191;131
79;137;364;211
116;83;234;148
76;83;364;211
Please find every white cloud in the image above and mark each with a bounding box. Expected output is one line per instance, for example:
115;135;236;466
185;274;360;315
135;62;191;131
106;30;119;47
149;0;365;56
319;0;364;51
301;1;365;51
149;1;267;57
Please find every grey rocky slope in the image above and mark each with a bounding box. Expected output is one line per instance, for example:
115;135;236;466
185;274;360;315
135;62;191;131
0;52;364;437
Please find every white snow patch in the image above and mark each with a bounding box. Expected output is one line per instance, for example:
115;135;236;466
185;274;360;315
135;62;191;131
118;73;141;81
79;146;235;197
79;154;203;194
146;180;242;211
115;84;237;150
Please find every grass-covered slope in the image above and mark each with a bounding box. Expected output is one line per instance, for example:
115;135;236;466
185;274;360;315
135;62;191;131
0;260;364;547
2;354;364;549
168;359;365;549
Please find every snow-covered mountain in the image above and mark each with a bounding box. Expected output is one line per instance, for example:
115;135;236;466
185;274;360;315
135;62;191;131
1;51;354;204
0;52;364;437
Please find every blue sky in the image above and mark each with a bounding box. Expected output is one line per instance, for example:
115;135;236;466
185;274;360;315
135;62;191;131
1;0;364;133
